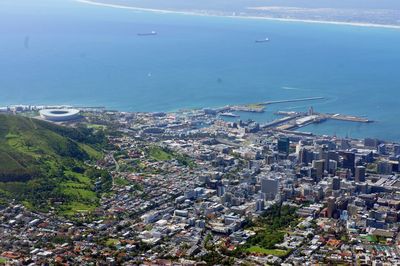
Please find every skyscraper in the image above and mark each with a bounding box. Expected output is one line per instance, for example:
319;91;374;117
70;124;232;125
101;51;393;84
332;176;341;190
341;151;355;174
256;199;265;212
312;159;325;180
327;196;336;218
299;148;311;165
355;166;366;182
278;137;290;156
378;144;387;155
261;177;279;201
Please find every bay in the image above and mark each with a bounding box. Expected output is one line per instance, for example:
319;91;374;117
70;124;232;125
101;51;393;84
1;0;400;141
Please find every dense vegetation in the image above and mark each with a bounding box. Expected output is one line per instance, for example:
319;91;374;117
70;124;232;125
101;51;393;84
226;204;298;259
246;204;298;248
0;114;111;215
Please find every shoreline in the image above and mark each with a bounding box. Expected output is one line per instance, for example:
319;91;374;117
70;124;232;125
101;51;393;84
74;0;400;30
5;101;400;142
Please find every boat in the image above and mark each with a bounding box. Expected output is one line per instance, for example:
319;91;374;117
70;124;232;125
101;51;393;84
255;37;269;43
138;31;157;36
219;112;240;118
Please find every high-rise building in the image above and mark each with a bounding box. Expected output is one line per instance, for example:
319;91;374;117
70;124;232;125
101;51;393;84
377;161;392;175
261;178;279;200
277;137;290;155
327;196;336;218
296;142;302;156
328;151;339;162
256;199;265;212
217;185;225;197
341;151;355;174
222;192;233;205
355;166;366;182
328;160;338;175
378;144;387;155
312;159;325;180
299;148;311;165
332;176;341;190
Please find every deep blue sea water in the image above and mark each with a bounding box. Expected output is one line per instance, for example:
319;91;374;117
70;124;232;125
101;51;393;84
1;0;400;141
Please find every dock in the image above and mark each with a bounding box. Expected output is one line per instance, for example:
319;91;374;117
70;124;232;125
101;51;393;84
262;109;373;131
328;113;372;123
224;97;325;114
262;97;325;105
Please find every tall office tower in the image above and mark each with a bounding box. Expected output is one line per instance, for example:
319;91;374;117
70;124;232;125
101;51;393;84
377;161;392;175
327;196;336;218
299;148;311;165
296;141;303;156
277;137;290;155
261;177;279;201
217;185;225;197
328;151;339;162
332;176;341;190
341;151;355;174
312;159;325;180
256;199;265;212
355;166;366;182
321;149;329;172
328;160;338;175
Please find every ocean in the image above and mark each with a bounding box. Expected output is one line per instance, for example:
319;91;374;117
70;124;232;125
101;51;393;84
1;0;400;141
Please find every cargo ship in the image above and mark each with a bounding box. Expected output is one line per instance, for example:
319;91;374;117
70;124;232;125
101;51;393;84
138;31;157;36
255;37;269;43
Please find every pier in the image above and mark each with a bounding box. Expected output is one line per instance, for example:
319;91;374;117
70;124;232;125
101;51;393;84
226;97;325;113
328;113;372;123
262;108;373;131
262;97;325;106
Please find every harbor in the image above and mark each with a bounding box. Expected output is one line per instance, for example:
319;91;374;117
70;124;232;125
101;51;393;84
214;97;373;135
262;107;373;131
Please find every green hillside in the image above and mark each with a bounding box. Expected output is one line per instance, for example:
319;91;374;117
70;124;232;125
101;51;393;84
0;114;111;216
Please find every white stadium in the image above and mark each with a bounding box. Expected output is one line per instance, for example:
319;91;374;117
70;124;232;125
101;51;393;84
39;109;80;122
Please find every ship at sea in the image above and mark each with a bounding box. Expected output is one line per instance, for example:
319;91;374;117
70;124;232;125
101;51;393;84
219;112;240;118
255;37;269;43
138;31;157;36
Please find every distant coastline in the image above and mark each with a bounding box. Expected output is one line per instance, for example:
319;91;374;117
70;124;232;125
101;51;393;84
75;0;400;30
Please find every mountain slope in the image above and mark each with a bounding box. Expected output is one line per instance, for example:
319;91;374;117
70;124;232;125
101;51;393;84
0;114;111;216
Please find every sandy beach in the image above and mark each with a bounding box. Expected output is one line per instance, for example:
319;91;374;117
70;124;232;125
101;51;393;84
75;0;400;30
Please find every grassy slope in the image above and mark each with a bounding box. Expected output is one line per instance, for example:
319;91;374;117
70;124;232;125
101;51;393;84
0;114;110;216
246;246;289;257
148;146;196;168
